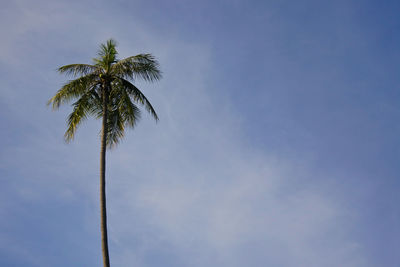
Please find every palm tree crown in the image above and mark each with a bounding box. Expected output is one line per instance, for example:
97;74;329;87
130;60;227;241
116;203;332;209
49;39;161;147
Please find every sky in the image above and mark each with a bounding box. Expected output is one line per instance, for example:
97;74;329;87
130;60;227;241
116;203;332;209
0;0;399;266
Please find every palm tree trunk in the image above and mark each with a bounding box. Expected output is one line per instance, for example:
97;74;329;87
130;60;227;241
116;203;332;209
100;87;111;267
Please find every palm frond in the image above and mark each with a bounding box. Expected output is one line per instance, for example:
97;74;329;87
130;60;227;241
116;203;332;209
105;107;125;148
116;88;141;127
94;39;118;71
98;39;118;57
114;78;159;121
48;74;100;109
58;64;99;77
64;90;99;142
104;87;141;148
111;54;162;82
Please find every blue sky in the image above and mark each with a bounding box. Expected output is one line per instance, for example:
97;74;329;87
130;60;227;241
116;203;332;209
0;0;399;266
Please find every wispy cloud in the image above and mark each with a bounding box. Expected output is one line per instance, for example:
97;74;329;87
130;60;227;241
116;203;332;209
99;37;367;267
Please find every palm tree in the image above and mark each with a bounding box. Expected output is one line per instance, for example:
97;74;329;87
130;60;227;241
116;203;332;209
48;39;161;267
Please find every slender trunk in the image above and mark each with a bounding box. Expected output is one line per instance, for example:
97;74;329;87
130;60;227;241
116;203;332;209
100;86;111;267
